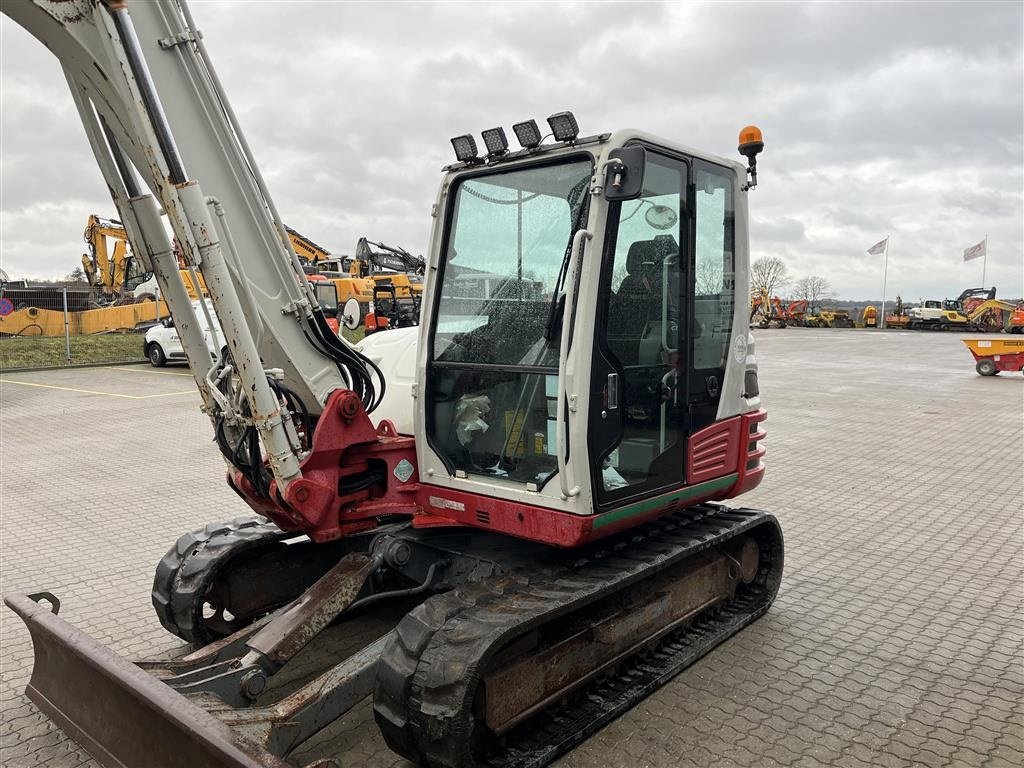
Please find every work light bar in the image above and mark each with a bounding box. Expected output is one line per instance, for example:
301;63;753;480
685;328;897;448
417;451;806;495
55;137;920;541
513;119;542;149
481;127;509;157
546;111;578;143
450;134;478;162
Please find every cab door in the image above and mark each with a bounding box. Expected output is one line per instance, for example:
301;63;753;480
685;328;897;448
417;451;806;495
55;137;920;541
588;151;739;509
589;150;689;508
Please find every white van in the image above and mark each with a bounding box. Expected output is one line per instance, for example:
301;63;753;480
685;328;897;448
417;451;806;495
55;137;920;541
144;300;224;367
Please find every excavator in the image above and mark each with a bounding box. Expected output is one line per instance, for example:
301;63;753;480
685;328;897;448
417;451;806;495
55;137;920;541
966;299;1019;333
749;291;787;328
291;232;420;333
286;226;375;306
349;236;426;297
2;3;783;767
348;236;426;328
784;299;808;325
81;213;151;303
906;287;1016;332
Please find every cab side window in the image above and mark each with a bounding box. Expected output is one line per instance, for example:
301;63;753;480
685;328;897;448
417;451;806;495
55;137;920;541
689;161;736;430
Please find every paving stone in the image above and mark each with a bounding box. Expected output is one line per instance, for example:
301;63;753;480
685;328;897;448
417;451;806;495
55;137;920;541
1;330;1020;768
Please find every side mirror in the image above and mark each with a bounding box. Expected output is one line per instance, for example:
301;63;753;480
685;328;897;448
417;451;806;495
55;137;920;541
603;146;646;201
162;317;174;329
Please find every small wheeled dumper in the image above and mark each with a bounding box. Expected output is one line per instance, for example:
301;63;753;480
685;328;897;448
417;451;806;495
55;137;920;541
962;338;1024;376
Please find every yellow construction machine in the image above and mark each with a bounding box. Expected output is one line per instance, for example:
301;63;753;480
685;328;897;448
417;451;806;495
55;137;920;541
805;306;854;328
966;299;1019;333
348;236;426;301
905;287;1014;332
285;226;332;268
749;290;787;328
80;214;151;303
285;227;375;317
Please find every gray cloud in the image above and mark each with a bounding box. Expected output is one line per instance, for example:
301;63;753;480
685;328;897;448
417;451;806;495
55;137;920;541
2;0;1021;301
752;216;807;245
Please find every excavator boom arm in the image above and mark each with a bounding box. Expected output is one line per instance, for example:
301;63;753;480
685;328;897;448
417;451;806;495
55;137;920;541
3;0;382;499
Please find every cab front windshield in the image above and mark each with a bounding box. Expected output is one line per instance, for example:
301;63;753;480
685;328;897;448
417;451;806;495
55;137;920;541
428;158;592;486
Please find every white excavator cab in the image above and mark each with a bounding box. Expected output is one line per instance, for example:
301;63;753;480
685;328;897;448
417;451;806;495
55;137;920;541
363;124;767;545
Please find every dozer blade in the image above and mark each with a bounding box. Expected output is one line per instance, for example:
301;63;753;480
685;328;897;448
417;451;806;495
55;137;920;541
4;593;289;768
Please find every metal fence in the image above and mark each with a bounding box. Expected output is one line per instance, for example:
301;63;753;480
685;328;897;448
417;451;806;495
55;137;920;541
0;284;167;371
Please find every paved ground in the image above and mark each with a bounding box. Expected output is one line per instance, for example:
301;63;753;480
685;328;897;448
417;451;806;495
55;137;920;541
1;331;1021;768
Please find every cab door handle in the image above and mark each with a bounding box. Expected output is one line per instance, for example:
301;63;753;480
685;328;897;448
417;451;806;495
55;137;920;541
606;373;619;410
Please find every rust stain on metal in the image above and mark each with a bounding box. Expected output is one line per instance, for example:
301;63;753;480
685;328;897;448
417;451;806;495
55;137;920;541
482;549;741;734
246;554;375;666
47;0;89;25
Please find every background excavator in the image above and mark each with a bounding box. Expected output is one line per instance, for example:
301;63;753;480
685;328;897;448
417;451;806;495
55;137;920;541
3;3;783;768
785;299;808;325
286;226;375;307
749;291;788;328
906;287;1018;332
340;237;426;334
348;236;426;298
80;213;151;304
288;231;424;335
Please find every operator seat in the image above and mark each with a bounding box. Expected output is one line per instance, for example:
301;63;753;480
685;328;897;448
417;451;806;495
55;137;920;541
606;236;678;366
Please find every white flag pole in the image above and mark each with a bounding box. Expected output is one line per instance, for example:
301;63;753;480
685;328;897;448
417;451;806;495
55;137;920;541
880;235;890;329
981;234;988;286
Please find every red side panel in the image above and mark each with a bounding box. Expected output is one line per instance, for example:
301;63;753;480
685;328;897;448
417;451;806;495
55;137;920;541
686;418;741;485
729;409;767;496
229;391;768;549
413;410;769;548
230;390;419;543
413;489;593;547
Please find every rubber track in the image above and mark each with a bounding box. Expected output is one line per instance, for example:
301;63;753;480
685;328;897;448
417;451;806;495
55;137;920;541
151;516;287;644
374;504;783;768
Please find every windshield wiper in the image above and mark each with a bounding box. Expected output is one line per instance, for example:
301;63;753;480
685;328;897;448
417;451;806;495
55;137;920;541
544;178;590;342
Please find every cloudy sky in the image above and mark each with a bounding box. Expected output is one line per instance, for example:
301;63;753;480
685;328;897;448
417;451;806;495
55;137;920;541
2;1;1021;301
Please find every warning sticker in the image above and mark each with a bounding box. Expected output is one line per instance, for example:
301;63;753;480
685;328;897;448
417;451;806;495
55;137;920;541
393;459;415;483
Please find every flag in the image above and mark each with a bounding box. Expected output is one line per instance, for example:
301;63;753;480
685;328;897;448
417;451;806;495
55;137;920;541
963;239;986;262
866;237;888;255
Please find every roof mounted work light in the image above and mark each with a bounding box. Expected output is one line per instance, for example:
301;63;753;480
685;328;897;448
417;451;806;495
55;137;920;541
481;127;509;157
512;119;542;149
547;111;579;143
450;134;479;163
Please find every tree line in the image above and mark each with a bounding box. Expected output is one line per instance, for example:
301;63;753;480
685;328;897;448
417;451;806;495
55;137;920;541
751;256;834;305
